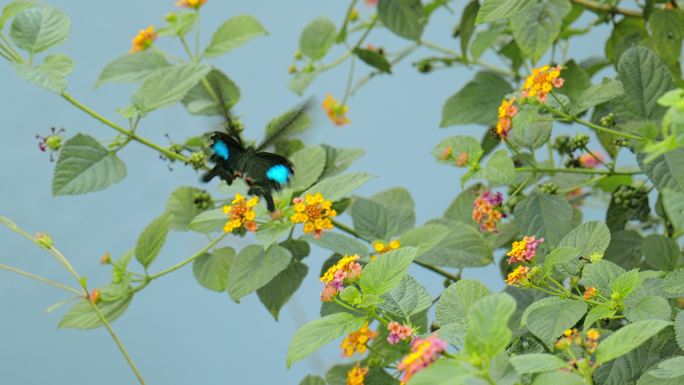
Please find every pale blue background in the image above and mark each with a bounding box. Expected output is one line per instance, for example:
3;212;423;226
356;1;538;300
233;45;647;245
0;1;610;384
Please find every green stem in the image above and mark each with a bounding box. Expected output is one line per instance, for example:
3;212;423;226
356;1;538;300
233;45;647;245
545;104;643;141
337;0;360;43
88;300;147;385
0;33;23;63
570;0;641;17
179;35;195;60
148;233;228;280
194;9;200;59
516;166;641;175
60;92;195;165
0;263;82;295
0;44;14;61
547;141;555;169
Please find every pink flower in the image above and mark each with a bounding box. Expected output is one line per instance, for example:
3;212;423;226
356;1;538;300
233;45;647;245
387;321;414;344
507;236;544;264
579;152;605;169
365;0;378;5
397;335;447;383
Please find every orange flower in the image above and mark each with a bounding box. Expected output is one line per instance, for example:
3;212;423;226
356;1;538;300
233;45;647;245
175;0;207;9
496;98;518;139
579;152;605;169
131;26;157;53
223;193;259;233
370;239;400;260
521;65;564;102
290;193;337;239
341;321;378;357
505;265;530;285
583;287;598;300
346;363;369;385
322;94;350;126
88;289;101;304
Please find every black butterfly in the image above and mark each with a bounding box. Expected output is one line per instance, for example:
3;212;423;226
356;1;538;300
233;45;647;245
201;86;312;212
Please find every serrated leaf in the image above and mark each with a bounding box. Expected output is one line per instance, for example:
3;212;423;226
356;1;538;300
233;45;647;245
188;208;225;234
611;270;641;299
513;193;573;247
435;279;490;345
570;79;624;115
0;0;37;29
510;353;569;374
289;146;326;191
650;9;684;70
255;221;294;249
640;149;684;192
192;247;234;292
476;0;535;24
526;298;587;345
432;135;483;166
508;106;552;150
542;247;581;276
510;0;571;63
378;275;432;319
96;51;170;87
353;47;391;73
465;293;516;358
441;71;513;127
642;234;679;271
418;219;493;268
580;260;626;295
304;172;374;202
398;224;450;258
257;260;308;320
10;6;70;54
443;185;481;226
59;296;132;329
624;296;672;322
530;371;585;385
299;17;336;61
14;53;74;93
584;304;616;329
52;133;127;195
676;311;684;350
166;186;209;231
320;145;364;179
286;313;366;368
181;69;240;115
304;232;368;257
409;359;477;385
558;221;611;257
131;63;211;114
204;15;268;58
473;149;515;185
359;247;417;296
135;213;171;268
596;319;672;364
226;244;292;302
377;0;424;41
299;375;326;385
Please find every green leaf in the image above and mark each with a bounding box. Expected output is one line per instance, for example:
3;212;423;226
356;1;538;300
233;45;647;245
557;221;611;257
135;214;171;268
624;296;672;322
299;17;336;61
96;51;170;87
255;221;294;249
526;298;587;345
304;232;368;257
476;0;535;24
530;371;585;385
132;63;211;114
320;145;365;179
257;260;308;320
377;0;424;41
226;245;292;302
640;149;684;192
288;71;317;96
649;9;684;70
570;79;624;115
359;247;417;296
513;193;574;247
611;270;641;299
409;360;477;385
584;304;616;329
192;247;234;292
580;260;626;295
510;353;569;374
605;17;651;65
299;375;326;385
289;146;327;191
166;186;209;231
646;356;684;379
371;187;416;233
286;313;366;368
458;1;479;58
0;0;37;29
595;319;672;364
470;23;507;60
508;106;552;150
662;188;684;235
443;185;481;226
351;198;403;241
473;149;515;185
542;247;581;277
181;69;240;115
510;0;571;63
676;311;684;350
9;6;70;54
59;296;132;329
441;71;513;127
188;208;224;234
157;11;196;37
663;269;684;297
378;275;432;319
304;172;374;202
465;293;516;358
559;60;591;104
432;135;483;166
353;47;391;73
14;53;74;93
615;46;673;123
642;234;679;271
398;224;450;258
204;15;268;58
418;219;493;268
52;133;127;195
435;279;490;345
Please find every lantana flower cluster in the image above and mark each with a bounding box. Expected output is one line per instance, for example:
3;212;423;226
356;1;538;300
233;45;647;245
439;146;469;166
397;335;447;384
505;235;544;286
555;328;601;355
371;239;400;261
579;152;605;169
319;255;362;301
346;363;369;385
223;193;259;233
322;94;351;126
175;0;206;9
495;98;518;139
290;192;337;239
130;26;157;53
341;321;378;357
472;190;505;232
387;321;413;344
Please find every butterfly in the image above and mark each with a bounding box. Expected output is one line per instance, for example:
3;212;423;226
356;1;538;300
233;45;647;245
201;84;312;212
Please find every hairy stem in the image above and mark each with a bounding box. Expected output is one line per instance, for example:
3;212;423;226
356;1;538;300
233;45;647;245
570;0;641;17
148;233;228;280
0;263;82;295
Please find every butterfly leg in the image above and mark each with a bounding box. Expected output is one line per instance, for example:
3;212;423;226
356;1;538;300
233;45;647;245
248;185;276;212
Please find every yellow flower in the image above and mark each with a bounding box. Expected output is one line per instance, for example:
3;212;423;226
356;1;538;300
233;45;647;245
290;193;337;239
505;265;530;285
521;65;565;102
131;26;157;53
370;240;400;260
223;193;259;233
320;255;360;284
175;0;207;9
322;94;351;126
586;329;600;341
583;286;598;300
496;98;518;139
341;321;378;357
346;363;368;385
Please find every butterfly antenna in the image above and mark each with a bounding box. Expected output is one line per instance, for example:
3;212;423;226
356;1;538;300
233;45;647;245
256;97;314;151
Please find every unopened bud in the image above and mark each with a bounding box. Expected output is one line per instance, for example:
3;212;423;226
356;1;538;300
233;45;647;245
100;252;111;265
35;233;53;249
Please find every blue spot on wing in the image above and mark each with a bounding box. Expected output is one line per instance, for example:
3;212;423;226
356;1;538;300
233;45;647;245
213;140;229;160
266;164;291;184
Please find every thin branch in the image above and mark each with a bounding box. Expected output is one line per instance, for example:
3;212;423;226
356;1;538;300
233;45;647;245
0;263;82;295
571;0;642;17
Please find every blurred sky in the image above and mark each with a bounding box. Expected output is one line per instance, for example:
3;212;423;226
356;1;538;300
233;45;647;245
0;1;613;384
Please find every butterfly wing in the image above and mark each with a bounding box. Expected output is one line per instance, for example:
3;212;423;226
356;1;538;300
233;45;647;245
201;131;246;183
247;151;294;189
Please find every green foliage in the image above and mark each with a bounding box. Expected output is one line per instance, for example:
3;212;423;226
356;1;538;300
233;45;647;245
377;0;424;41
204;15;268;58
132;63;212;114
192;247;234;292
226;245;291;302
595;320;672;364
96;51;170;87
441;71;513;127
299;17;336;61
9;6;69;54
135;213;171;268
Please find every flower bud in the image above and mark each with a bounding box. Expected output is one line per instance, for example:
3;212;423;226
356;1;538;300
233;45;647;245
35;233;53;249
100;252;111;265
